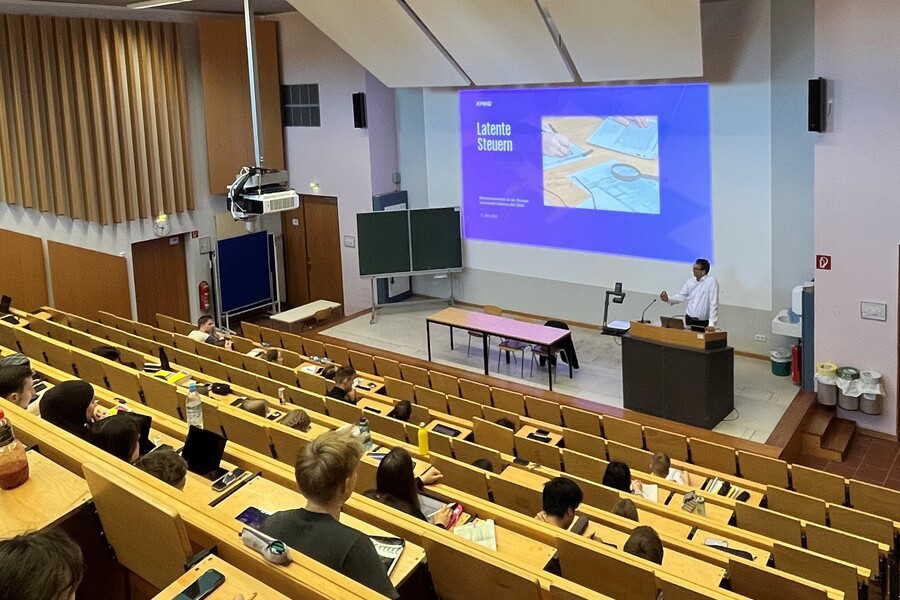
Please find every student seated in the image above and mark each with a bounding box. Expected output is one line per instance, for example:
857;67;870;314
91;345;137;369
495;417;516;430
649;452;690;486
239;398;268;417
602;461;635;494
471;458;494;472
535;476;583;530
134;447;188;490
281;409;312;433
0;529;83;600
189;315;229;346
87;413;140;463
386;400;412;422
365;447;451;527
326;366;357;404
321;365;337;380
258;430;398;599
612;498;639;521
0;353;35;411
623;525;664;565
40;380;107;439
265;349;284;364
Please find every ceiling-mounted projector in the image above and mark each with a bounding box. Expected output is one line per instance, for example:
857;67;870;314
226;166;299;220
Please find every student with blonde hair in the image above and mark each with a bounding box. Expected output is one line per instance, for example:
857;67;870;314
649;452;690;486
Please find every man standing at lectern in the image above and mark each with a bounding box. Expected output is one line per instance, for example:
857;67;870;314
660;258;719;331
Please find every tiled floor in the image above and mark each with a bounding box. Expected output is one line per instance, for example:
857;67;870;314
316;304;800;443
798;435;900;489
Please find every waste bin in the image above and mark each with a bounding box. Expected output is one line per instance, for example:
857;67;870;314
770;348;791;377
837;366;860;411
816;362;838;406
860;370;884;415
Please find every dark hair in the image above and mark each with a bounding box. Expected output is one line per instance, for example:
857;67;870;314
240;398;267;417
623;526;664;565
387;400;412;422
495;418;516;430
695;258;710;275
602;461;632;493
0;529;84;600
649;453;671;478
363;489;423;520
472;458;494;472
542;477;583;518
88;413;140;463
0;365;32;398
281;409;311;432
321;365;337;380
334;366;356;385
376;447;420;512
265;349;281;363
612;498;639;521
91;345;121;362
40;380;96;439
134;448;188;489
197;315;214;328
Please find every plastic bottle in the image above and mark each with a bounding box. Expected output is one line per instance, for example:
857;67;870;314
0;410;29;490
418;422;429;455
357;416;372;450
186;381;203;428
277;387;286;406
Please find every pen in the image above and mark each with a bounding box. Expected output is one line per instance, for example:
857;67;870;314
247;594;257;600
546;122;558;133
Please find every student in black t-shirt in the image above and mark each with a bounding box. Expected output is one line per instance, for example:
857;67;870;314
259;429;398;599
326;366;357;404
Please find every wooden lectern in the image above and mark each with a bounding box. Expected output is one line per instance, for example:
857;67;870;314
622;322;734;429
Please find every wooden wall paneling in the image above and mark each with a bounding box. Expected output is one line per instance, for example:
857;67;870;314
124;20;151;220
98;18;126;223
69;17;99;223
162;22;190;214
0;18;17;204
38;17;67;216
23;16;51;213
84;18;115;224
55;18;84;219
257;20;284;173
110;19;139;221
48;241;131;318
5;17;37;209
0;228;49;310
138;21;164;219
149;21;176;217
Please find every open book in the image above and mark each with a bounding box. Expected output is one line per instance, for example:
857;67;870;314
453;519;497;551
369;536;405;576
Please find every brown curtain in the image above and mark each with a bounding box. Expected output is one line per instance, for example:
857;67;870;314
0;14;194;224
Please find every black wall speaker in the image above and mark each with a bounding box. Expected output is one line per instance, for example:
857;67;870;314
352;92;367;129
808;78;826;132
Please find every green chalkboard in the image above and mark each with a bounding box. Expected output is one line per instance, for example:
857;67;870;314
357;211;410;276
410;208;462;271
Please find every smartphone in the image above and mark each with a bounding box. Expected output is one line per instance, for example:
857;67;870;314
432;424;461;437
513;457;530;466
535;429;550;436
369;452;388;461
569;515;590;536
235;506;268;529
211;468;246;492
363;406;382;414
266;411;282;421
527;432;552;443
704;537;729;548
32;381;47;393
173;569;225;600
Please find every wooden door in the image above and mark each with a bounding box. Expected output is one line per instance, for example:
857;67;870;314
131;235;190;324
280;195;343;309
281;206;310;306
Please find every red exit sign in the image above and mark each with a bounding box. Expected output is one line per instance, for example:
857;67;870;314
816;255;832;270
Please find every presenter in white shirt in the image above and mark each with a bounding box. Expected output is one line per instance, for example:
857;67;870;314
660;258;719;331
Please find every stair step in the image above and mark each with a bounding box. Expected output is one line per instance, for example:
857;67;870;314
822;419;857;455
806;406;836;438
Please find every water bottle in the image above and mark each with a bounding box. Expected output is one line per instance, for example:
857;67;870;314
357;416;372;450
418;422;429;455
186;381;203;428
277;387;286;406
0;410;29;490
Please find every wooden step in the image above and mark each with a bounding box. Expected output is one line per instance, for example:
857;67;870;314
805;405;835;437
822;419;857;459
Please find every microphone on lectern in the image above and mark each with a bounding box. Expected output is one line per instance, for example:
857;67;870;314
640;298;657;323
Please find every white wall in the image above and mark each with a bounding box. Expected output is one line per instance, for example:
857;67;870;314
815;0;900;436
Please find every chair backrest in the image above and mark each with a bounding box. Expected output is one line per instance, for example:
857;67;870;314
259;326;283;348
765;486;827;525
156;313;177;332
727;558;829;600
219;348;246;370
567;472;619;511
804;521;880;573
195;341;220;361
138;373;184;420
218;404;274;457
373;356;401;379
43;341;76;374
239;320;262;341
772;542;860;600
230;337;257;355
472;417;515;455
549;579;616;600
413;385;448;413
13;327;45;362
459;378;491;405
269;363;300;386
71;352;111;388
384;376;415;402
104;364;144;404
429;370;460;396
849;478;900;521
643;427;689;462
422;532;543;600
561;405;602;435
827;503;894;546
198;356;230;381
365;411;408;443
562;448;609;483
82;461;193;590
524;395;561;425
601;415;644;448
562;429;606;457
171;318;195;336
324;343;350;366
557;535;659;600
267;424;308;465
515;435;562;469
173;334;198;353
297;370;329;395
325;397;362;424
447;395;484;421
427;429;454;457
736;451;789;488
489;475;543;516
790;464;845;505
244;356;271;377
279;349;303;368
429;453;492;500
481;405;520;429
733;502;803;546
169;348;202;372
347;350;376;375
301;337;326;358
400;363;430;387
286;387;326;415
28;317;52;337
451;438;503;473
280;331;305;355
228;367;260;393
606;440;652;469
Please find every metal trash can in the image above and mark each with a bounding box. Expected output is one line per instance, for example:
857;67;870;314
770;348;791;377
837;366;860;411
816;362;838;406
860;370;884;415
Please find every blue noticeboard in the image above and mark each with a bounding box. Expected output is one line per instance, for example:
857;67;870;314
217;231;272;313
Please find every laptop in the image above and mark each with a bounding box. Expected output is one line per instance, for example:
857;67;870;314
0;295;18;324
181;425;227;479
660;316;684;329
128;413;155;456
586;117;658;159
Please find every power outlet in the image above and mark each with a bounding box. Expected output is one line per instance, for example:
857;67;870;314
754;334;766;342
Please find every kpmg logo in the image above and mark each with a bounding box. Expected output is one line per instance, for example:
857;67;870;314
475;100;492;107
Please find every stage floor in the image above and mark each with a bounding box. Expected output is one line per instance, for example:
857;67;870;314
320;304;798;443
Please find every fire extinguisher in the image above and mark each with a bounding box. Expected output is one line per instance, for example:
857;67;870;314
199;281;211;312
791;342;802;384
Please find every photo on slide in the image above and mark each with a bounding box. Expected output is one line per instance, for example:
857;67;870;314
542;116;660;214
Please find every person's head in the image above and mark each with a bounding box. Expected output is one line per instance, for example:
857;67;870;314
612;498;639;521
623;526;664;565
0;529;84;600
472;458;494;472
693;258;710;280
197;315;215;333
88;413;140;463
91;345;120;362
542;477;583;529
0;354;35;409
240;398;267;417
649;453;671;478
602;461;632;493
387;400;412;422
321;365;337;380
295;429;363;508
376;447;419;511
40;380;100;439
495;417;516;430
265;349;283;364
281;409;312;432
333;366;356;391
134;448;188;490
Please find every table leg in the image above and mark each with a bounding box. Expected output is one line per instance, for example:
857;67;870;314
482;334;489;375
427;322;432;362
548;353;554;391
450;326;454;350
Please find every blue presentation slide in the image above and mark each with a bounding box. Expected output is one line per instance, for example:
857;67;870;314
459;84;712;263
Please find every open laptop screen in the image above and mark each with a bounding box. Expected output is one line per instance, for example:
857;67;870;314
0;295;11;314
181;425;226;477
